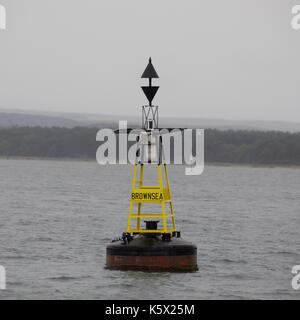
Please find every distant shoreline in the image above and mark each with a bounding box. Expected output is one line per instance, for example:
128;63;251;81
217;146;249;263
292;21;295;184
1;127;300;167
1;156;300;169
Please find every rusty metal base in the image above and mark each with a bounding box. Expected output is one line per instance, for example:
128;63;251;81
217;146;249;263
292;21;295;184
106;236;198;272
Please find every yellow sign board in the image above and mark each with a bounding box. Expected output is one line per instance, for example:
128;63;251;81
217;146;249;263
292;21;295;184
131;188;164;202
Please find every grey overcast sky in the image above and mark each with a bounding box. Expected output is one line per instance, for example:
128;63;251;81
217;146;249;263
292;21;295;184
0;0;299;121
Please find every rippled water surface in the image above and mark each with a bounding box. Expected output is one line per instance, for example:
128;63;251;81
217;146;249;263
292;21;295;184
0;159;299;299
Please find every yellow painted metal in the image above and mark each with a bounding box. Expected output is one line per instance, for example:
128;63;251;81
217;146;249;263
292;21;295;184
126;163;177;234
129;229;176;234
130;214;173;218
136;164;144;230
164;163;176;231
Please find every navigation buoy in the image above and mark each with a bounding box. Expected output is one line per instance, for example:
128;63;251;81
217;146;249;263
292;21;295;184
106;58;198;272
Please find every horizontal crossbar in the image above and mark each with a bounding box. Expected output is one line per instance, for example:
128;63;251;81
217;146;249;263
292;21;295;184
129;214;174;218
130;200;171;203
127;229;176;233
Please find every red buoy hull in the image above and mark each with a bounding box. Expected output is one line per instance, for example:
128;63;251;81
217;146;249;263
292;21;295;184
106;237;198;272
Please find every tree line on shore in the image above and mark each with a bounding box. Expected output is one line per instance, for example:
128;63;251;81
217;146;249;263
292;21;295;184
0;126;300;165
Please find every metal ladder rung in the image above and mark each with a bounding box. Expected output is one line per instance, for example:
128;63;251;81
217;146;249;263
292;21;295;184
129;214;172;218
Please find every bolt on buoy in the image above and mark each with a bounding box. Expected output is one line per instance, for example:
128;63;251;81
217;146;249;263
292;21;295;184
106;58;198;272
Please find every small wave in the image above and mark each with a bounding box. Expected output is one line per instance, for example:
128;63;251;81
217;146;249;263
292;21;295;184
47;276;78;281
1;255;28;260
216;258;248;264
18;220;33;226
26;236;53;242
55;255;71;260
222;273;259;280
47;275;92;281
6;281;24;286
37;237;53;241
101;237;113;241
217;293;248;299
275;251;298;256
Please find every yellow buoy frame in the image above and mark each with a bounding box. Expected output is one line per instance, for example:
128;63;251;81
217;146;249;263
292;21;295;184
127;162;177;234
